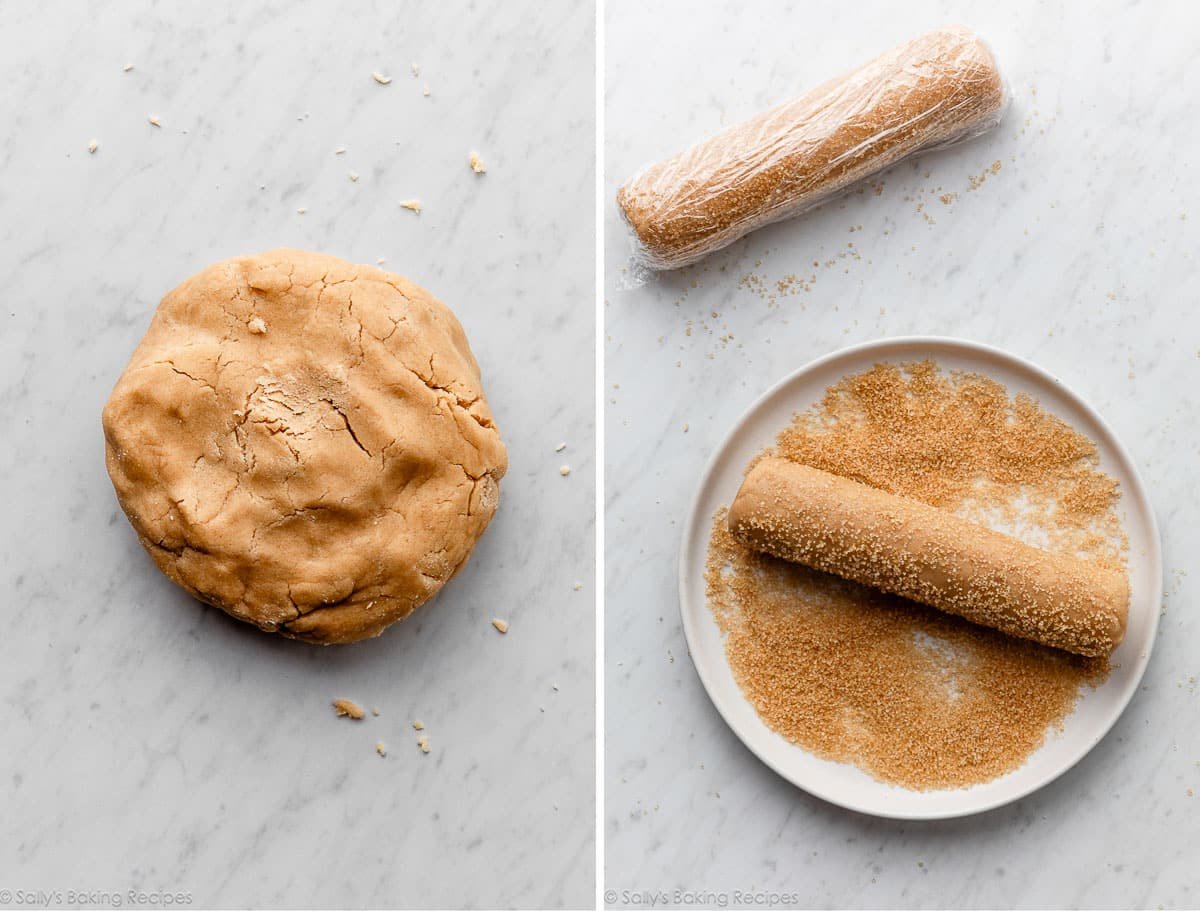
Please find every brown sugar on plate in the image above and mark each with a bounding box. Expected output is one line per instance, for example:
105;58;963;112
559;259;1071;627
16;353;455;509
705;360;1126;790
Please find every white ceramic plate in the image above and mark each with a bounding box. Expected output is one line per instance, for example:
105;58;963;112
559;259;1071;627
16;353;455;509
678;337;1162;820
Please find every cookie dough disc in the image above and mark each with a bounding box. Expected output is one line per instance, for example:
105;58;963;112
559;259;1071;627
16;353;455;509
102;249;507;644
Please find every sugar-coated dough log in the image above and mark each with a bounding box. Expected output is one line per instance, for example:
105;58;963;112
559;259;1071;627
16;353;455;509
618;25;1007;272
728;459;1128;657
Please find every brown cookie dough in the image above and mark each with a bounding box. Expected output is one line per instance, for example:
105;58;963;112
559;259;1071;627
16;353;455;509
102;249;507;644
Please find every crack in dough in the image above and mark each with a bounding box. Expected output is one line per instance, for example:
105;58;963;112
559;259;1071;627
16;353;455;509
102;249;507;644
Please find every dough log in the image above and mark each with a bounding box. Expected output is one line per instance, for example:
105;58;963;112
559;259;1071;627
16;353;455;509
727;459;1128;657
617;25;1007;272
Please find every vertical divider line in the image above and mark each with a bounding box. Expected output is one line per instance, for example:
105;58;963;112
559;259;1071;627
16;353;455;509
594;0;606;905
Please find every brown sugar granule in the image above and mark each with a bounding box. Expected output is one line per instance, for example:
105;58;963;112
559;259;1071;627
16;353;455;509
968;160;1002;191
706;360;1124;790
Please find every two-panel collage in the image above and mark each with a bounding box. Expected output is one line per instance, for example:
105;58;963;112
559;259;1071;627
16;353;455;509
3;1;1198;910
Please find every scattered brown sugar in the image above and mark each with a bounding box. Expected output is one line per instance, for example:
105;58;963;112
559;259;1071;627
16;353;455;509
332;698;365;720
968;159;1002;191
773;360;1124;559
706;360;1125;790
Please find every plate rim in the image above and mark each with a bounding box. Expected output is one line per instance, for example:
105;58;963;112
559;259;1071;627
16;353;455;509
677;335;1163;820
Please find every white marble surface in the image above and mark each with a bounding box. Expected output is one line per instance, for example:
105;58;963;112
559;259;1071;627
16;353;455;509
605;1;1199;908
0;2;594;909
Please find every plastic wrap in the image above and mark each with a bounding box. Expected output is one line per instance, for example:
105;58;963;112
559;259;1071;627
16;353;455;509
616;25;1010;279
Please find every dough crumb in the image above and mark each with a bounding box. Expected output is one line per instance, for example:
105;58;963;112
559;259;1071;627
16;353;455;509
376;742;387;757
87;139;99;154
296;207;307;214
411;62;420;77
123;63;134;72
559;465;571;477
400;199;422;214
332;698;365;720
349;171;359;182
371;707;380;717
423;83;431;97
412;719;425;730
335;147;347;155
147;115;161;127
372;71;392;85
247;316;267;335
574;582;582;591
417;735;430;753
682;422;689;432
492;618;509;634
555;441;567;452
468;151;486;174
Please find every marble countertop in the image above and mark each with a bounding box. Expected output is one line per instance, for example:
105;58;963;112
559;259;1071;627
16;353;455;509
0;2;594;909
605;0;1198;907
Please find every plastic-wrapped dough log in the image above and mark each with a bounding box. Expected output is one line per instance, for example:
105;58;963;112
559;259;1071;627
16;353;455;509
727;459;1128;657
617;25;1008;275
